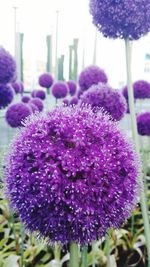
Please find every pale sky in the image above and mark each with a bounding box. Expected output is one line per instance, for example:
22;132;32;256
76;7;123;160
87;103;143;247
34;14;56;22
0;0;150;88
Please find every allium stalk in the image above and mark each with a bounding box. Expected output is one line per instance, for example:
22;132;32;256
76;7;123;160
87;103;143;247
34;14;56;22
106;235;111;267
70;243;79;267
125;38;150;267
81;246;88;267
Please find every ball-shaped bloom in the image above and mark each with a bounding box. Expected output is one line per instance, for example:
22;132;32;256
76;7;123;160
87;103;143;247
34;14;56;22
29;98;44;112
28;103;39;114
5;106;139;245
5;103;32;128
34;90;46;100
0;84;14;109
52;82;68;99
78;65;108;91
77;88;84;99
89;0;150;40
11;82;21;94
134;80;150;99
67;80;77;96
69;97;78;106
22;96;30;103
31;90;37;98
39;73;54;88
137;112;150;136
0;47;16;84
80;83;127;121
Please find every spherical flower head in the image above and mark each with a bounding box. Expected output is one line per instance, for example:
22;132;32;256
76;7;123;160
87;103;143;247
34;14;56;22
5;103;32;128
69;97;78;106
80;83;127;121
34;90;46;100
0;84;14;109
5;106;140;245
78;65;108;91
89;0;150;40
22;96;30;103
0;47;16;84
67;80;77;96
31;90;37;98
133;80;150;99
77;88;84;99
52;82;68;99
11;82;21;94
137;112;150;136
29;103;39;114
29;98;44;112
39;73;54;88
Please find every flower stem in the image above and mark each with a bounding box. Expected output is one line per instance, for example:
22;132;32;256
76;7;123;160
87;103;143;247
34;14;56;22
70;242;79;267
54;243;61;261
106;235;111;267
81;246;88;267
125;38;150;267
92;241;96;267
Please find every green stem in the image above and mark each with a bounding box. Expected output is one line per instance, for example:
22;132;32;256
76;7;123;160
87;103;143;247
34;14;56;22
92;241;96;267
106;235;111;267
54;243;61;261
20;225;24;267
81;246;88;267
125;38;150;267
70;242;79;267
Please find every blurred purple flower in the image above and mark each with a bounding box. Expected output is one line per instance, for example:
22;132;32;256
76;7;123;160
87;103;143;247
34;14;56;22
80;83;127;121
89;0;150;40
5;103;32;128
34;90;46;100
0;47;16;84
39;73;54;88
52;82;68;99
22;96;30;103
137;112;150;136
78;65;108;91
11;82;21;94
5;106;139;245
0;84;14;109
69;97;78;106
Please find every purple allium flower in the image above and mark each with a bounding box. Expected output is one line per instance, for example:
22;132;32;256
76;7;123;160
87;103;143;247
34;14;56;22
137;112;150;136
5;106;139;245
31;90;37;98
78;65;108;91
22;96;30;103
39;73;54;88
0;84;14;109
69;97;78;106
0;47;16;84
67;80;77;96
89;0;150;40
11;82;21;94
34;90;46;100
134;80;150;99
80;83;127;121
5;103;32;128
52;82;68;99
29;98;44;112
63;99;69;106
29;103;39;114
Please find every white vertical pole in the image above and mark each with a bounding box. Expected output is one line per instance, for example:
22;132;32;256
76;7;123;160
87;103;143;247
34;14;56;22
55;10;59;80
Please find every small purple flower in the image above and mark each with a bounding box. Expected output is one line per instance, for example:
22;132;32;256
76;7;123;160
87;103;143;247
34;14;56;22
34;90;46;100
5;106;139;245
89;0;150;40
0;47;17;84
137;112;150;136
31;90;37;98
0;84;14;109
5;103;32;128
52;82;68;99
77;88;84;99
67;80;77;96
78;65;108;91
29;98;44;112
11;82;21;94
69;97;78;106
22;96;30;103
39;73;54;88
134;80;150;99
80;83;127;121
